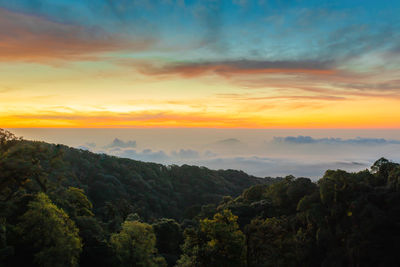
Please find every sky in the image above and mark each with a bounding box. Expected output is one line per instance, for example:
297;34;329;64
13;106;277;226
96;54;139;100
1;0;400;128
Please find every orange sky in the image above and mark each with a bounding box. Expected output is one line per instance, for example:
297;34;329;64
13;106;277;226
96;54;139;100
1;4;400;129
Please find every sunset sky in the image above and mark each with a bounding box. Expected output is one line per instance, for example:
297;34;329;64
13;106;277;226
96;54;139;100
1;0;400;128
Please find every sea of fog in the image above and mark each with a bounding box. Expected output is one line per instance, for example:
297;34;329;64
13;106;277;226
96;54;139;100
8;128;400;180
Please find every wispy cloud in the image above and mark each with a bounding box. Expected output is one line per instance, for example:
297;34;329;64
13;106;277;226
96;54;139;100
133;59;336;77
0;86;17;94
217;93;346;101
0;8;154;63
126;58;400;100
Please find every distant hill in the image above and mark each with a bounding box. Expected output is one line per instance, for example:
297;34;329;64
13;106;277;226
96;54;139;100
0;131;273;222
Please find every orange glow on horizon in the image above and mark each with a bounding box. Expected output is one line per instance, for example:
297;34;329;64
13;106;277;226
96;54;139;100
1;5;400;131
1;104;399;129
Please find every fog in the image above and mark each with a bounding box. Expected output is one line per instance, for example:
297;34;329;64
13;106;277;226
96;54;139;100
8;128;400;179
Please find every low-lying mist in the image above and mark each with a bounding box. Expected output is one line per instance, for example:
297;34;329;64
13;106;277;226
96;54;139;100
9;128;400;179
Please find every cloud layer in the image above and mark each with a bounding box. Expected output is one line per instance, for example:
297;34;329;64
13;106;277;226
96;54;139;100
8;128;400;179
60;131;400;179
273;136;400;145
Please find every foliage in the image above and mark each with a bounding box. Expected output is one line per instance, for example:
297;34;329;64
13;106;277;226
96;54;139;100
152;218;183;266
110;220;166;267
16;193;82;267
2;129;400;267
177;210;246;267
245;217;298;267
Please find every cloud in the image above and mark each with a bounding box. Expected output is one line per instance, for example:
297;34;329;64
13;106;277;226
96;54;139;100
204;150;218;157
320;24;397;62
119;149;170;162
215;138;242;145
217;93;346;101
93;142;372;179
272;136;400;145
105;138;137;148
77;145;90;151
21;127;400;179
0;8;154;63
0;86;18;94
85;142;96;148
134;59;336;78
192;0;226;52
171;149;200;159
187;156;371;179
202;138;248;154
333;80;400;92
126;57;400;99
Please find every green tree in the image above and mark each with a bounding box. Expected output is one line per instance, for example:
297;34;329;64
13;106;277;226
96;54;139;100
74;216;114;267
16;192;82;267
0;143;41;201
152;218;183;266
242;184;268;202
177;210;246;267
0;129;21;152
245;217;298;267
52;187;94;218
0;218;13;261
110;220;166;267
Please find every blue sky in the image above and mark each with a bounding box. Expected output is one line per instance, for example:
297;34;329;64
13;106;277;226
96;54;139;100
2;0;399;62
1;0;400;128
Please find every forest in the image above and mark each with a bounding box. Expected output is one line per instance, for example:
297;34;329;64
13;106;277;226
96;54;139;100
1;128;400;267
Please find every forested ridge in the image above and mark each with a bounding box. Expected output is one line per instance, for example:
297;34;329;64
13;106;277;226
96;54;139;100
1;129;400;266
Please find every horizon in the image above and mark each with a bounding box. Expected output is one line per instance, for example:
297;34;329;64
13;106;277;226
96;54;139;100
8;127;400;179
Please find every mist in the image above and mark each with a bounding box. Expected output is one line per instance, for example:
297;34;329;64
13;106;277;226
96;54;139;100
8;128;400;179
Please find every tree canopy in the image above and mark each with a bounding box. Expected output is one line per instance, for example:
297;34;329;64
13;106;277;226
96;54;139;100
16;193;82;267
110;220;166;267
1;129;400;266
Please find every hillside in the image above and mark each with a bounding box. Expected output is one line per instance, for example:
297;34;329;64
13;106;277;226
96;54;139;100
2;129;400;267
0;130;274;221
